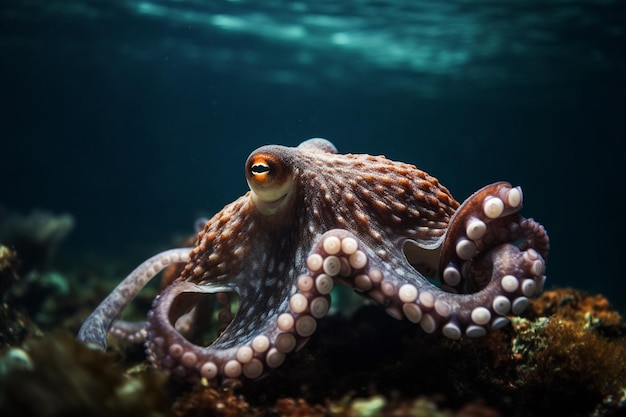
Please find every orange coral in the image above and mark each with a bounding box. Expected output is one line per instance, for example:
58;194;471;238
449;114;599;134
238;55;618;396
513;317;626;396
275;398;326;417
529;288;624;330
172;386;257;417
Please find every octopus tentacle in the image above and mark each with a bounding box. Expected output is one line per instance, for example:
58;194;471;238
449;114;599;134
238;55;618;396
438;182;548;293
146;281;242;384
145;269;334;385
109;320;148;343
518;217;550;258
307;228;545;340
77;247;192;349
420;182;546;336
301;182;547;340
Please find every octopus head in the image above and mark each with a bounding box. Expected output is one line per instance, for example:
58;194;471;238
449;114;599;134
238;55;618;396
245;138;338;216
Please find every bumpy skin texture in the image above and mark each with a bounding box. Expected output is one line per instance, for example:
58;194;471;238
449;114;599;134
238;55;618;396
78;138;549;386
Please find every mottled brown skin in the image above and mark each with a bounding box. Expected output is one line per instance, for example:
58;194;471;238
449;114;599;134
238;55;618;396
184;142;458;286
78;138;549;386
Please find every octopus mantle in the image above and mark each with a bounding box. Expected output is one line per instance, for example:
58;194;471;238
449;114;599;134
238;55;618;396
77;138;549;386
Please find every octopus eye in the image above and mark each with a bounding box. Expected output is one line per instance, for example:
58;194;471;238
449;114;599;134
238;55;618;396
247;154;283;185
248;156;275;184
245;150;294;215
251;161;271;176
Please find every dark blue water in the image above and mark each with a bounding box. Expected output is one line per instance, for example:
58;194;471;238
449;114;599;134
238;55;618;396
1;1;625;308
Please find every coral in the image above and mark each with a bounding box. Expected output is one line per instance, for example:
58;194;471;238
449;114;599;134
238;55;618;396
501;289;626;415
275;397;326;417
171;386;257;417
0;244;41;347
382;397;501;417
529;287;625;336
465;288;626;416
170;388;499;417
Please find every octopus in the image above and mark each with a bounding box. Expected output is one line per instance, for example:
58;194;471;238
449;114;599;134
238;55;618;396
77;138;549;386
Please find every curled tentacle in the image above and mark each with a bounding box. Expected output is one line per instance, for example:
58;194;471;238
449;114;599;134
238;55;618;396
306;227;546;340
439;182;548;294
145;268;334;385
301;182;548;340
77;247;192;349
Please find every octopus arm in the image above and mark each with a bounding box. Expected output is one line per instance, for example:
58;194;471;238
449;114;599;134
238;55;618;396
300;182;548;340
76;247;193;349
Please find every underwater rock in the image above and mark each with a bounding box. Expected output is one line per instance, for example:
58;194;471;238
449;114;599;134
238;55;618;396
0;347;33;376
0;207;74;272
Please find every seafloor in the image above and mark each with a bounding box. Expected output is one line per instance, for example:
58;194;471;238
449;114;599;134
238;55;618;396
1;236;625;417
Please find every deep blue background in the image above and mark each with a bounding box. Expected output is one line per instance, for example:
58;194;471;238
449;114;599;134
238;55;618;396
1;0;624;308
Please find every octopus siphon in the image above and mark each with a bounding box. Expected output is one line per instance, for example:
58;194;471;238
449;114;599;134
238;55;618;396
77;138;549;386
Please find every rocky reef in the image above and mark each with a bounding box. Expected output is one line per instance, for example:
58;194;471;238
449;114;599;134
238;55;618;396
0;240;625;416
